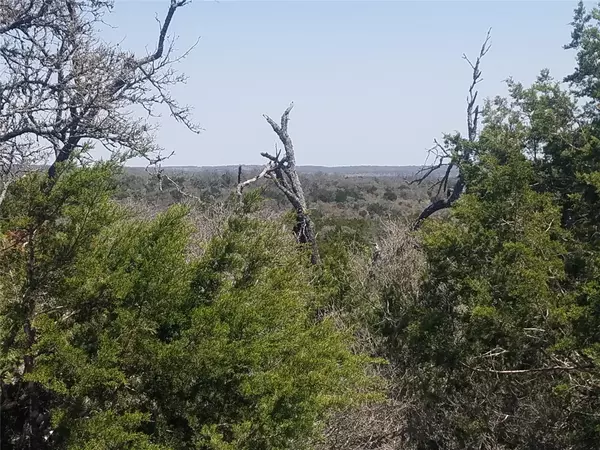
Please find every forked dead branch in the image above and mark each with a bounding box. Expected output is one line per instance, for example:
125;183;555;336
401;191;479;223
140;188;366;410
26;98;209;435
237;103;320;264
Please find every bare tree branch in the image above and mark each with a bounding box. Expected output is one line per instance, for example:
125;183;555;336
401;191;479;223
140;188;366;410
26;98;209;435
461;362;595;374
0;0;198;187
0;178;13;208
135;0;189;68
236;163;273;199
238;104;320;264
0;0;54;34
412;28;492;230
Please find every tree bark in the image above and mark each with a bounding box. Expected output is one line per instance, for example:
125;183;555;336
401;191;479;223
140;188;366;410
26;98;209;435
237;104;320;264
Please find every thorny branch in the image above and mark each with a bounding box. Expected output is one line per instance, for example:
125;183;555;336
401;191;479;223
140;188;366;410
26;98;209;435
412;29;492;230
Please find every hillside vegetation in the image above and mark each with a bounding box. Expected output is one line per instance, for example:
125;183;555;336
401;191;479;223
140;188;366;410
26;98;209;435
2;1;600;449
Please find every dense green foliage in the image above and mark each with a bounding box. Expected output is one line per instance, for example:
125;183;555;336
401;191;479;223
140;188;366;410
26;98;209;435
0;164;378;449
368;3;600;448
6;2;600;449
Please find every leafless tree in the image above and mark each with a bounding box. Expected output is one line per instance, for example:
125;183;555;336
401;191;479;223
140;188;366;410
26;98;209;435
412;29;491;230
0;0;198;204
237;103;320;264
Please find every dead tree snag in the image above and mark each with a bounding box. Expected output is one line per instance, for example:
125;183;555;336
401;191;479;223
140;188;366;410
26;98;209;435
237;103;320;264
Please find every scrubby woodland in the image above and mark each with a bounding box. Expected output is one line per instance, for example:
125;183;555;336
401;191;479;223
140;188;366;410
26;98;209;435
2;0;600;449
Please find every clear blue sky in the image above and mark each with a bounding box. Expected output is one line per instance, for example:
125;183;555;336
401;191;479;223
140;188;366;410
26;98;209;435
105;0;585;167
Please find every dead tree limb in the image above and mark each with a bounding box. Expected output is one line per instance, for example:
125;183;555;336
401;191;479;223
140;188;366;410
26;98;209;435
0;178;13;208
412;29;492;230
237;164;272;199
461;362;595;374
237;103;320;264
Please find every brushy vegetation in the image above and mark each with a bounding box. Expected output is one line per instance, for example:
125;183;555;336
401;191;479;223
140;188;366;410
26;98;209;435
3;1;600;449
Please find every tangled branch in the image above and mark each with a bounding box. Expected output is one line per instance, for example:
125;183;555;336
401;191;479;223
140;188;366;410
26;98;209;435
0;0;198;188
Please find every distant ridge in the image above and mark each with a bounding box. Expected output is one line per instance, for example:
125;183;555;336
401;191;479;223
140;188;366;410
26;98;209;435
126;165;440;177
